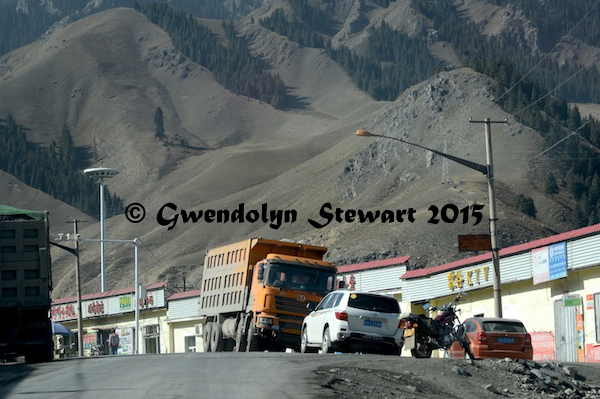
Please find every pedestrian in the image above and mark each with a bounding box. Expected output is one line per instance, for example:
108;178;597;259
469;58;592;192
109;328;119;355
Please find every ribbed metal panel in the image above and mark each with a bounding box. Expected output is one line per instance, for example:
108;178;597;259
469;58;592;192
500;253;531;284
154;290;166;307
338;266;406;293
570;235;600;270
402;228;599;304
402;261;495;303
107;294;132;315
168;297;201;320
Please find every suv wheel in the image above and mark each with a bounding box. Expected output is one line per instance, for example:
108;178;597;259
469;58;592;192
301;328;316;353
321;327;333;354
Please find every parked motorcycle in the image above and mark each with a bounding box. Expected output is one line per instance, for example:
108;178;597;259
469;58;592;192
90;343;106;356
399;291;475;359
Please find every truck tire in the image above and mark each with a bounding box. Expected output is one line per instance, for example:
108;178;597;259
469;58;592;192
235;319;247;352
210;323;225;352
25;340;54;363
246;323;261;352
202;322;213;352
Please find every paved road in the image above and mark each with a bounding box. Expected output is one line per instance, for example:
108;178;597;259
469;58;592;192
3;353;600;399
0;352;335;399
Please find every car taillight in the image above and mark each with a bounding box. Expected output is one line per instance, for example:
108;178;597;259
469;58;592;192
525;333;531;344
335;312;348;321
477;331;487;344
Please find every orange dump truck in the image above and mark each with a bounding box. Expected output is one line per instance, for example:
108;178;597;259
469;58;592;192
199;238;337;352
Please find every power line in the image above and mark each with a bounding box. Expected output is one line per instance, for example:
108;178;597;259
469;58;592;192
514;57;599;117
488;0;600;110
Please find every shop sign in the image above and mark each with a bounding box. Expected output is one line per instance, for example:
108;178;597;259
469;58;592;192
586;344;600;363
577;312;584;362
458;234;491;251
587;294;595;310
51;303;77;321
530;331;555;361
87;300;106;316
138;293;155;308
117;327;134;355
119;295;132;311
533;242;568;285
447;266;489;290
563;294;581;307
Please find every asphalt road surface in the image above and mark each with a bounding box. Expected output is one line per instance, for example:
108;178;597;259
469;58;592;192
1;353;600;399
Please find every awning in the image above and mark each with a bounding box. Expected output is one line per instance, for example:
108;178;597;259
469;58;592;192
52;322;74;336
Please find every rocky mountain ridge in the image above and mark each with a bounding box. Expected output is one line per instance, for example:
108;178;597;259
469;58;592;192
0;2;596;299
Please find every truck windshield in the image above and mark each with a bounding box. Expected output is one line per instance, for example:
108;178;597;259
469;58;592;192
265;262;335;295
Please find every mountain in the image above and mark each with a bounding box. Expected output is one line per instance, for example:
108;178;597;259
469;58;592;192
0;2;598;299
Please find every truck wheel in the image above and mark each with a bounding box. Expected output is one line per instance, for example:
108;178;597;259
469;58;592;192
246;323;260;352
202;322;213;352
235;319;247;352
211;323;225;352
25;341;54;363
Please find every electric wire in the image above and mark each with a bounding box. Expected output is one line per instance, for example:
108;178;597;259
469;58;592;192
487;0;600;111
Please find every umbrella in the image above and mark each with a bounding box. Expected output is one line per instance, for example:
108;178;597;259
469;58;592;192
52;322;74;336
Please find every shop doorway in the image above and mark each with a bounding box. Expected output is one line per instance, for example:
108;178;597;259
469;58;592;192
144;324;160;354
554;299;577;362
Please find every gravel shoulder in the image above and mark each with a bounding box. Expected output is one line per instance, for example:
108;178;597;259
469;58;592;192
300;355;600;399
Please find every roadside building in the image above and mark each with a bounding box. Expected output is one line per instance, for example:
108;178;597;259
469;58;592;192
400;223;600;363
166;289;203;353
336;255;411;306
51;281;169;356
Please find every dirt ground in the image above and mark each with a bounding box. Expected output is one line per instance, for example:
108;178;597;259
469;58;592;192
306;355;600;399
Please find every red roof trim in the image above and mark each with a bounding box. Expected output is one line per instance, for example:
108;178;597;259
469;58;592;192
401;223;600;280
167;289;202;301
337;255;411;273
52;280;168;305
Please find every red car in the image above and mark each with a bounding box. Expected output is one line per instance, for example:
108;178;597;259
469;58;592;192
450;317;533;360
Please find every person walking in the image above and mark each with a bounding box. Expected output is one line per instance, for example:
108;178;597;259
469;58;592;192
109;328;120;355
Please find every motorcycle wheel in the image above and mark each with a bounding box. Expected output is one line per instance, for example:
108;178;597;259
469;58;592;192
461;340;475;360
411;342;432;358
457;327;476;360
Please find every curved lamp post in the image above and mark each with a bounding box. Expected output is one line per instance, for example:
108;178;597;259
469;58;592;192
356;119;505;318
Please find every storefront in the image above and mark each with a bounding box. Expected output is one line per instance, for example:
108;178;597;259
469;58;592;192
51;281;169;356
336;255;411;312
400;224;600;362
166;289;203;353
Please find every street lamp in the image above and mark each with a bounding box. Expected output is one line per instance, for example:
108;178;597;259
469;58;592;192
77;237;140;354
84;167;120;292
356;118;506;317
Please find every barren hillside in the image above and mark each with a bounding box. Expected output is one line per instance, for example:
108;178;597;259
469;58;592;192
0;6;589;299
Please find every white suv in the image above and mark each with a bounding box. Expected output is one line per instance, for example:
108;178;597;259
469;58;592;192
300;290;403;354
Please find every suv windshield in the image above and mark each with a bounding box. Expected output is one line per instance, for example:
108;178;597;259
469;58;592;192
265;262;335;295
348;293;400;313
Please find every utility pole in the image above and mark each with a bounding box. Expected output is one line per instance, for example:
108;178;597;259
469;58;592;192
67;219;87;357
469;117;507;318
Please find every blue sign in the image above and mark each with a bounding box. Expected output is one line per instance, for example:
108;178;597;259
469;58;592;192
548;242;567;280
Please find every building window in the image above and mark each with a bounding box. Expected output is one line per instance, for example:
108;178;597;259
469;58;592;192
185;336;196;352
595;292;600;342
